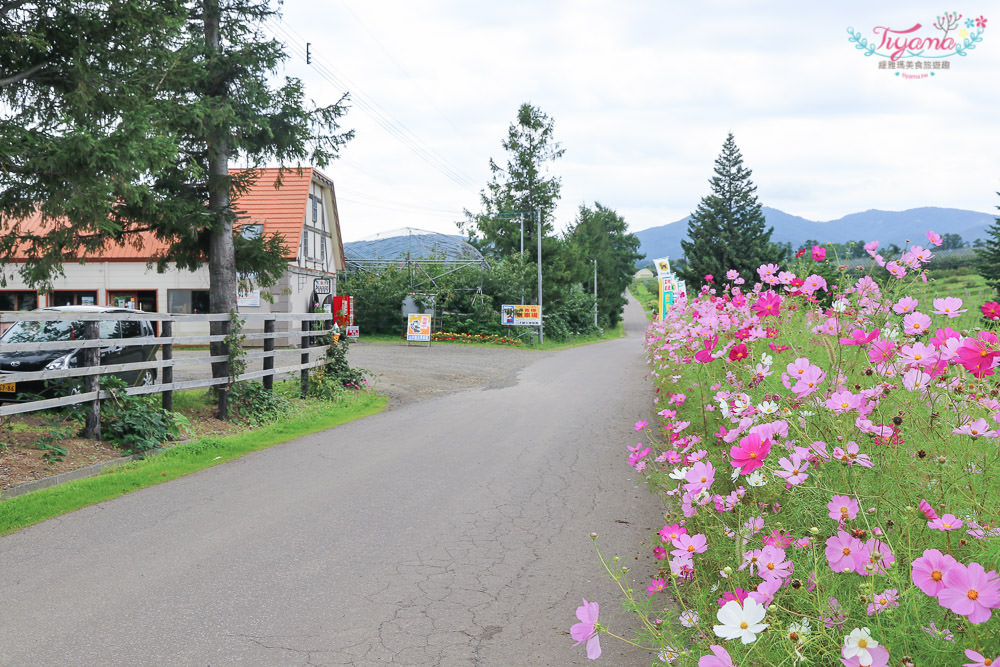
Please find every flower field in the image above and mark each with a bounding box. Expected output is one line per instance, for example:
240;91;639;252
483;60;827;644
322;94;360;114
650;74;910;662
429;331;521;345
573;235;1000;665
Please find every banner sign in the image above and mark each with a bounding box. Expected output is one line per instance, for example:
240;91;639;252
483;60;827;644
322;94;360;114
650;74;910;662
314;278;332;294
346;325;360;339
332;295;354;326
659;272;680;320
237;289;261;308
406;313;431;342
501;304;542;326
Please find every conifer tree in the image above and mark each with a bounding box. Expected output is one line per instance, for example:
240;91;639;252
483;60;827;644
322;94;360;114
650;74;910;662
975;194;1000;297
679;133;780;287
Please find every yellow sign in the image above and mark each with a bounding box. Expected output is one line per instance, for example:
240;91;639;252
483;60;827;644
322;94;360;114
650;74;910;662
406;313;432;342
653;257;672;277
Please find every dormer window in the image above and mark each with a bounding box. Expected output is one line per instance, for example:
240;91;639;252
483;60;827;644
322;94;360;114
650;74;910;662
241;224;263;239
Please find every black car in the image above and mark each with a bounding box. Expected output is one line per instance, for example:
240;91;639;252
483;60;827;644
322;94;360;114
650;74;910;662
0;306;158;401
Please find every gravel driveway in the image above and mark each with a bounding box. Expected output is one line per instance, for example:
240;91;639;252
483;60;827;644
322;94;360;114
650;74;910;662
171;341;550;409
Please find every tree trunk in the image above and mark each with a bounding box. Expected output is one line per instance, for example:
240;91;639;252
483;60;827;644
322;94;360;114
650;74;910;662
204;0;236;419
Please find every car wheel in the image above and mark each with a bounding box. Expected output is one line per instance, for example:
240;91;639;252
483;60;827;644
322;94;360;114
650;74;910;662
138;369;156;387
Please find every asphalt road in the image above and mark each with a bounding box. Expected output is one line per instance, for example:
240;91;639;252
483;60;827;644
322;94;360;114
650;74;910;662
0;296;665;666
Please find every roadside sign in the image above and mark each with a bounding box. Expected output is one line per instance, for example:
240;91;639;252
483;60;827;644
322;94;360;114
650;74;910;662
500;304;541;326
346;325;360;339
406;313;431;342
314;278;332;294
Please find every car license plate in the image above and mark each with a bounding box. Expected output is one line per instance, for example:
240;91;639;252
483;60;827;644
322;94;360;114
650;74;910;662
0;381;15;392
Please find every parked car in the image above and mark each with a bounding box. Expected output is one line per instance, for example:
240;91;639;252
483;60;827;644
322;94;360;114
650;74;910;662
0;306;158;401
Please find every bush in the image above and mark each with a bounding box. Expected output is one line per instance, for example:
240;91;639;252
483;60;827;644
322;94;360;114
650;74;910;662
229;380;290;426
99;377;187;454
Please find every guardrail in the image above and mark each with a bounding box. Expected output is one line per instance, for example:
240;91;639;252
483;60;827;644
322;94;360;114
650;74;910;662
0;311;337;438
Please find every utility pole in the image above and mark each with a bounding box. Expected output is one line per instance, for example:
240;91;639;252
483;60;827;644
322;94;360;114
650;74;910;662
593;258;598;328
520;213;524;304
537;209;543;345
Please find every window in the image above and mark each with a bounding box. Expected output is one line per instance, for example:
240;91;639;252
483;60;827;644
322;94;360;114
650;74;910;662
311;194;318;222
241;224;262;239
51;290;98;307
107;290;157;312
0;291;37;311
167;289;210;314
303;230;309;258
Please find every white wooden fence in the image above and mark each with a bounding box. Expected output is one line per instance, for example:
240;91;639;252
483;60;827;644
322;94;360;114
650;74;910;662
0;311;337;437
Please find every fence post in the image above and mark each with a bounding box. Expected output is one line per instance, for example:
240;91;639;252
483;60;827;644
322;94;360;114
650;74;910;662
300;319;310;398
161;318;173;412
216;315;230;420
83;320;101;440
263;318;275;392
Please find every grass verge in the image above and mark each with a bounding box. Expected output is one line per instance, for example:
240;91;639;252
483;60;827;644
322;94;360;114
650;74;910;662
0;391;387;536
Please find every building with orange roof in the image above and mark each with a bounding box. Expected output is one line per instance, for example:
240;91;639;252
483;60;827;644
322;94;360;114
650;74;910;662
0;167;346;318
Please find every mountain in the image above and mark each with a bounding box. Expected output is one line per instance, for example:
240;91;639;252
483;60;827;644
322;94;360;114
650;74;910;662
634;206;996;263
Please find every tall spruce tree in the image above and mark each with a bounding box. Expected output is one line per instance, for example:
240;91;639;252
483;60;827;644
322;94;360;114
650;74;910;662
679;133;779;287
975;193;1000;297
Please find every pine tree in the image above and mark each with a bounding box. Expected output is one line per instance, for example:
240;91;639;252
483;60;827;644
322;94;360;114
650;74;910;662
679;133;780;287
975;194;1000;297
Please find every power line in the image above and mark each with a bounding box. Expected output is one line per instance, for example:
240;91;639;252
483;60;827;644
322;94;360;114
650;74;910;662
266;17;478;191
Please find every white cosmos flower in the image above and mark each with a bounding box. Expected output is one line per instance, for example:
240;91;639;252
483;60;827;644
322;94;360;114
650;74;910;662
714;598;768;644
757;400;779;415
788;618;811;642
669;466;690;481
831;298;849;313
843;627;878;664
747;470;768;487
718;401;731;418
761;352;774;367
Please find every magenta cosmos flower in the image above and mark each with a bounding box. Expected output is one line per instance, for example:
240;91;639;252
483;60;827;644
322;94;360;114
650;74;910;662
911;548;958;597
570;598;601;659
729;432;772;474
839;327;880;346
981;301;1000;321
938;561;1000;624
812;245;826;262
752;291;781;318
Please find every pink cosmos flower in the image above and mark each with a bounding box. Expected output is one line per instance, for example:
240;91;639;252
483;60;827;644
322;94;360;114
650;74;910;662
659;523;687;544
839;328;880;346
774;452;809;485
812;316;840;336
903;312;931;335
930;327;962;349
634;420;648;431
918;499;938;520
938;561;1000;624
826;530;862;573
867;339;896;364
671;532;708;558
752;291;781;318
757;263;780;285
757;545;793;581
729;432;772;474
802;274;828;293
826;390;862;414
831;441;873;468
866;588;899;616
699;645;736;667
828;495;859;522
982;301;1000;321
956;332;1000;378
932;296;967;318
570;598;601;659
653;546;668;560
684;460;716;494
965;649;1000;667
864;240;880;255
726;269;739;281
748;576;781;608
647;577;668;595
812;245;826;262
886;260;906;278
953;418;997;438
705;274;714;283
728;343;749;362
902;367;931;392
927;230;943;246
893;296;919;314
792;366;826;397
859;538;895;575
928;513;963;531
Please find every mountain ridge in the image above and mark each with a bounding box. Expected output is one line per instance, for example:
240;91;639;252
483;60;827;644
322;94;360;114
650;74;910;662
634;206;996;262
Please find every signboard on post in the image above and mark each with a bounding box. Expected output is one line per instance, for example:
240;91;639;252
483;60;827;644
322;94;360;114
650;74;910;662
653;257;680;320
406;313;431;343
501;304;542;326
332;295;354;326
237;289;261;308
346;325;360;339
313;278;332;295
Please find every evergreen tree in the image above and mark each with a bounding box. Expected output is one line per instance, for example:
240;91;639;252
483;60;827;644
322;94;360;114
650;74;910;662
678;133;780;286
975;194;1000;297
567;203;643;327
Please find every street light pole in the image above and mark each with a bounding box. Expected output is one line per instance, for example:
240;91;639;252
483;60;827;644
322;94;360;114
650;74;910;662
537;209;543;345
593;258;598;328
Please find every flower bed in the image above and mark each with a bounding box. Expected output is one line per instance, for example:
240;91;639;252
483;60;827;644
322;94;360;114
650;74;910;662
573;234;999;665
430;331;521;345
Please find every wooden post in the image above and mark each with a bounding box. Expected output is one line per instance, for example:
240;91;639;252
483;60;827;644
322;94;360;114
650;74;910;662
217;316;229;420
161;319;173;412
83;320;101;440
263;318;275;392
300;319;309;398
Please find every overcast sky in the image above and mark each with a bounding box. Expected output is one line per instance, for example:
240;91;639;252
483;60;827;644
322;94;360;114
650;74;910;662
267;1;999;242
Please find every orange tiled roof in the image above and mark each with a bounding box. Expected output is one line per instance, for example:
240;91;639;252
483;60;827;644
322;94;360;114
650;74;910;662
2;167;318;261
